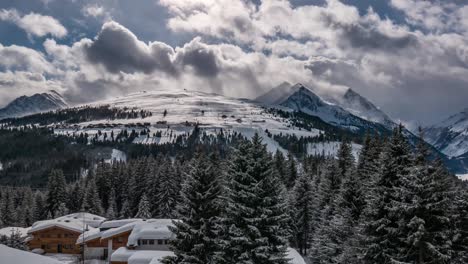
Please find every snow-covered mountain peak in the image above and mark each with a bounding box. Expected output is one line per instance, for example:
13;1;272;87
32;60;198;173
424;107;468;158
338;88;394;128
0;90;68;120
256;83;394;128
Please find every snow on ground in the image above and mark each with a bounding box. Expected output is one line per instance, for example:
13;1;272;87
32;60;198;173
0;227;30;237
106;149;127;163
0;245;64;264
287;248;307;264
53;89;322;154
307;141;362;160
46;254;79;264
129;250;175;264
457;174;468;181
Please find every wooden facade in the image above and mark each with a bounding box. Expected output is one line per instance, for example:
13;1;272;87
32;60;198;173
28;226;81;254
102;230;131;250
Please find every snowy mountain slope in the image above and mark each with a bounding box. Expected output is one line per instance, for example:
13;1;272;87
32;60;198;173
327;88;394;128
256;83;395;128
423;108;468;158
255;81;294;105
0;90;68;120
51;89;321;154
279;84;388;133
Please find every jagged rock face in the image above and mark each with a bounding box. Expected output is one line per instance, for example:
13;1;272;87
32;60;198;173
0;90;68;120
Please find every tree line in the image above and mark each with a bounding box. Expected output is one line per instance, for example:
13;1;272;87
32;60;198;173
1;127;468;263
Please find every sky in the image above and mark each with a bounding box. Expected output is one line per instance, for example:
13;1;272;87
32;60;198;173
0;0;467;126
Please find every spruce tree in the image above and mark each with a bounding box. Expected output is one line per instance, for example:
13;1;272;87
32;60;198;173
396;136;455;263
135;194;151;219
106;189;118;220
337;139;355;178
362;126;413;263
217;134;290;264
156;159;179;218
166;154;222;264
46;169;68;218
82;179;103;215
291;172;315;255
286;152;298;189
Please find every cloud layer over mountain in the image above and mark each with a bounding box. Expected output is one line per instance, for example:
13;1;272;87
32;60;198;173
0;0;467;125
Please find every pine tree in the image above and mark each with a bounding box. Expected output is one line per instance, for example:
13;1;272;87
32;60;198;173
1;190;17;226
156;159;179;218
135;194;151;219
166;154;222;264
33;192;47;222
82;179;103;215
274;150;287;185
46;169;68;218
217;134;290;264
291;172;315;255
362;126;413;263
286;152;298;189
106;189;118;220
396;135;455;263
337;139;355;178
119;200;132;219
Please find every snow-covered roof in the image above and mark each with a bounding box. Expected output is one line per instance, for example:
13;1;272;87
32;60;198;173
0;244;63;264
111;247;136;262
287;248;306;264
29;212;105;234
0;227;30;238
101;219;175;243
101;220;142;239
130;250;174;264
56;212;106;228
76;228;102;244
100;218;142;230
126;219;175;247
110;247;174;264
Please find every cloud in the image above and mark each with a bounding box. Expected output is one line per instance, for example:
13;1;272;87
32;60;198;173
0;43;53;73
82;4;111;21
0;8;67;38
83;21;177;75
1;0;468;125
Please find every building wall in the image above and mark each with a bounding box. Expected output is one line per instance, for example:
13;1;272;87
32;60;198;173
102;231;131;250
28;227;81;254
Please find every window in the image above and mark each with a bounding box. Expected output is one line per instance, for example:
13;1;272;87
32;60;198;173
142;240;148;245
165;240;169;245
158;240;163;245
117;237;123;243
149;240;154;245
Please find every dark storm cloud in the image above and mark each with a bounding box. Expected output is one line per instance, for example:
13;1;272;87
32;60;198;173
340;23;418;50
83;21;177;75
177;47;219;77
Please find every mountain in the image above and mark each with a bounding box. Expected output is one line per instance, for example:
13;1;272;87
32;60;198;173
424;108;468;158
256;83;395;129
255;81;294;105
0;90;68;120
329;88;394;128
278;83;388;133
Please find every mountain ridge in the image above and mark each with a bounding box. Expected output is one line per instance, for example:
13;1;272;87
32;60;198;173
0;90;68;120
